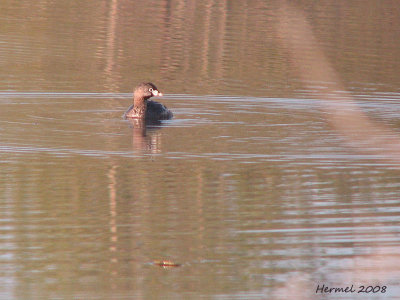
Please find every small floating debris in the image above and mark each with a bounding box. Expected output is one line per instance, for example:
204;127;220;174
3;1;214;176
153;260;181;268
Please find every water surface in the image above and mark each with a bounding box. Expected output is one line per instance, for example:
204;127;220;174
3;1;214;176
1;1;400;299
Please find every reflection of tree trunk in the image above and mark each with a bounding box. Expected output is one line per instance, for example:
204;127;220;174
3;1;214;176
200;0;213;79
159;0;172;76
105;0;117;76
160;0;190;78
107;165;118;290
276;3;400;165
104;0;121;92
214;1;227;82
195;166;205;250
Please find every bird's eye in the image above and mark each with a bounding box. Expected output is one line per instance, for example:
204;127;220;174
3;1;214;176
149;88;153;92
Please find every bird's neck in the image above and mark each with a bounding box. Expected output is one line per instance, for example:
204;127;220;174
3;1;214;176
134;96;148;107
133;96;148;117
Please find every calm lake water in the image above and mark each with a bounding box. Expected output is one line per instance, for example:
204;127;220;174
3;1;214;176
1;1;400;299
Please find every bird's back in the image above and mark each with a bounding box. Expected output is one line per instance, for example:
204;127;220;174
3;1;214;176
147;100;173;120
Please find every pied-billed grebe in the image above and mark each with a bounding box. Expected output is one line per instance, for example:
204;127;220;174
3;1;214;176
123;82;173;120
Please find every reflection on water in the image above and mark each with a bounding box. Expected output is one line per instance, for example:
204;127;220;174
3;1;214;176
1;91;400;299
127;118;164;154
276;3;400;167
2;1;399;95
1;1;400;299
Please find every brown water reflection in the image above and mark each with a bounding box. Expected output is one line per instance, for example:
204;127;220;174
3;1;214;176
2;1;399;95
127;118;164;154
1;1;400;299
